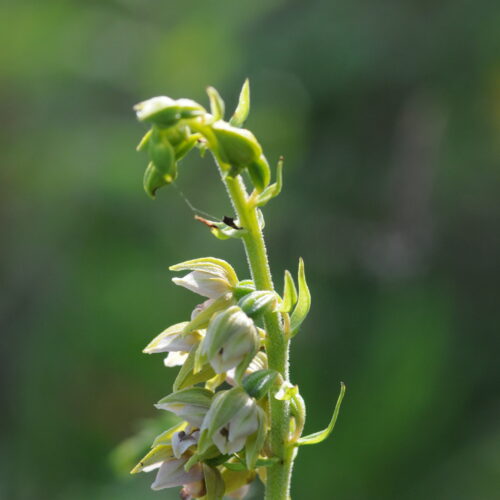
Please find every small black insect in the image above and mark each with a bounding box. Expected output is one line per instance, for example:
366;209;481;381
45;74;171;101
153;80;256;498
222;216;242;230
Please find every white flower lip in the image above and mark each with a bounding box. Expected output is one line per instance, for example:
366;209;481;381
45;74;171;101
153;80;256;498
151;457;203;491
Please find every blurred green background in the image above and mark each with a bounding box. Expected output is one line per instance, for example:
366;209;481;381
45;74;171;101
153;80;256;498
1;1;500;498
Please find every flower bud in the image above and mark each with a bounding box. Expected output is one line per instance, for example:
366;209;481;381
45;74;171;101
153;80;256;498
155;387;213;427
170;257;238;300
212;121;261;168
143;161;174;199
199;388;264;456
200;306;259;374
134;96;205;127
237;290;277;319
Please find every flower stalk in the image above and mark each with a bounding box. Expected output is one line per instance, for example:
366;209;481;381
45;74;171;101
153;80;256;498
129;80;345;500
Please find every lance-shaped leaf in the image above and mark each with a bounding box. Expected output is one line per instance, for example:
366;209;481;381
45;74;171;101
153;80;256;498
131;445;174;474
242;369;279;400
155;387;213;427
279;270;298;313
290;258;311;336
238;291;277;319
207;87;225;121
203;464;225;500
255;156;284;207
230;79;250;128
173;347;216;391
297;382;346;447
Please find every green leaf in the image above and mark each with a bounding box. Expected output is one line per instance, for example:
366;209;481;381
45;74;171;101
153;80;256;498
173;348;216;391
230;79;250;127
290;258;311;337
207;87;225;121
255;156;284;207
280;270;297;313
203;464;225;500
136;128;152;152
297;382;346;447
242;369;279;400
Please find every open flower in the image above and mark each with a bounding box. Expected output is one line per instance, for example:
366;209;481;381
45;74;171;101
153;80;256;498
143;321;203;367
170;257;238;299
198;388;266;459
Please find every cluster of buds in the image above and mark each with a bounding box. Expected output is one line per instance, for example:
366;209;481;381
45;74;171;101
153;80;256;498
132;257;284;498
130;82;345;499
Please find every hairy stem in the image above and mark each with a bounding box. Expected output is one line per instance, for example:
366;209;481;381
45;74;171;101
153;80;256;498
222;174;294;500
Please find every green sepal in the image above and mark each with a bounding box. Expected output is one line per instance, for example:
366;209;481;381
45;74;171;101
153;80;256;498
134;96;205;127
203;464;225;500
173;348;216;391
174;133;200;161
233;280;256;300
130;444;173;474
290;258;311;337
297;382;346;447
242;369;279;400
209;220;246;240
244;407;267;468
156;387;213;411
255;156;283;206
136;128;152;152
143;161;172;199
247;155;271;193
184;294;235;335
184;444;221;471
207;87;225;121
280;270;298;313
230;79;250;128
151;422;188;447
233;338;259;383
149;128;176;176
238;291;277;319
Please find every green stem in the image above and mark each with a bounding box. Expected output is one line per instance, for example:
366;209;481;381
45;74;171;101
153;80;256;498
222;174;294;500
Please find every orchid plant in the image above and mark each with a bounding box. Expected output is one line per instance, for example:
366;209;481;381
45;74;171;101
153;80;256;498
130;81;345;500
